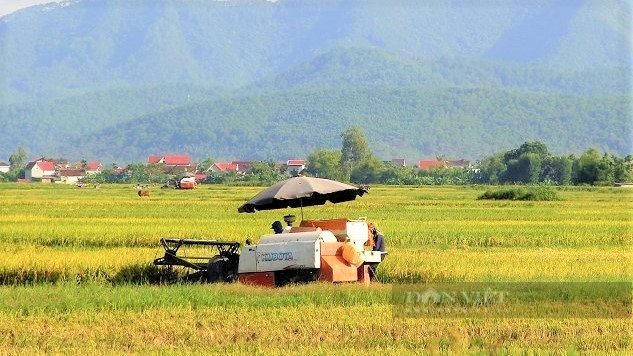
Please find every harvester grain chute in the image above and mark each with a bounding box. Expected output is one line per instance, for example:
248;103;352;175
154;176;383;286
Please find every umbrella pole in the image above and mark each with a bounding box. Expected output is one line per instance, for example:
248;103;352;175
300;199;303;221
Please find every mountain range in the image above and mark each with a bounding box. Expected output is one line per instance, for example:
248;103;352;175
0;0;630;162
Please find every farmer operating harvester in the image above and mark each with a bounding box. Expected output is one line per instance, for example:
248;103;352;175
154;176;387;286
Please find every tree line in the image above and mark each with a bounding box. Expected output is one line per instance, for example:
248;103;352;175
302;128;632;186
1;130;631;186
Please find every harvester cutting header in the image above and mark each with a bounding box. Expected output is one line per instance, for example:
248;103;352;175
154;176;386;286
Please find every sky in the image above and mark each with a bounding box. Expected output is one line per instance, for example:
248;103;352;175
0;0;63;17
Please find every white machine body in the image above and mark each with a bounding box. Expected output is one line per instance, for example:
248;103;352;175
238;230;337;273
238;218;382;274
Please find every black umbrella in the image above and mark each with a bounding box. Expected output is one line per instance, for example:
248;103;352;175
238;176;367;219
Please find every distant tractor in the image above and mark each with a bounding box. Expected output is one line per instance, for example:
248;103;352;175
162;176;197;190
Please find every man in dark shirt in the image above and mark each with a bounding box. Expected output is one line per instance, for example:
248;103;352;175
373;230;387;260
271;220;284;234
369;222;387;257
368;222;387;280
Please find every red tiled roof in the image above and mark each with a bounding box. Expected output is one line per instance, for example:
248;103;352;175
214;162;239;172
287;159;305;166
418;160;445;170
231;161;253;173
148;155;163;164
86;162;102;171
195;173;208;181
164;155;191;166
147;155;191;166
36;161;55;171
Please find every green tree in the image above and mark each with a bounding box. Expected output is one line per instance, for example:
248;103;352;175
520;153;542;184
9;146;28;171
573;148;602;185
145;163;169;182
350;156;384;184
197;157;216;172
613;155;632;183
379;164;405;185
519;141;549;158
305;149;342;180
248;161;284;185
339;127;371;180
478;153;506;184
126;163;151;183
501;141;548;183
542;156;573;185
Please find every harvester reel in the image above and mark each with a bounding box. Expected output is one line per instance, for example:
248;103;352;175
206;255;238;283
154;238;241;284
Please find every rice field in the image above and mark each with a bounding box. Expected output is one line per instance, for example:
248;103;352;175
0;183;630;354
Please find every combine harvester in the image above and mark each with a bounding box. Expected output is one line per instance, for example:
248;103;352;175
154;176;382;286
154;217;382;286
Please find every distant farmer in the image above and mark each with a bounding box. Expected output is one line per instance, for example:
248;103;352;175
367;222;387;280
271;221;284;234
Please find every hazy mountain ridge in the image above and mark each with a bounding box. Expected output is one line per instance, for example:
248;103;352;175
252;46;630;96
0;85;222;158
63;87;629;162
2;0;630;101
0;0;630;161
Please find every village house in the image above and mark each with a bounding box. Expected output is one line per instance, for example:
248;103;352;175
285;159;306;176
0;161;10;174
25;159;56;181
148;154;193;174
207;161;256;174
231;161;253;174
417;159;446;170
208;162;240;173
113;165;127;174
57;168;86;184
85;161;103;175
148;154;192;168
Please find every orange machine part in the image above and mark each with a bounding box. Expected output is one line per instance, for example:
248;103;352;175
319;242;359;282
320;256;359;282
320;242;345;256
357;264;371;286
300;218;348;237
179;181;196;189
239;272;275;287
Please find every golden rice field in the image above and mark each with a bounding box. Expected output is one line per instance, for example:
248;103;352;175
0;183;630;354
